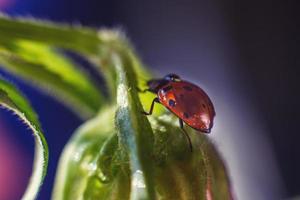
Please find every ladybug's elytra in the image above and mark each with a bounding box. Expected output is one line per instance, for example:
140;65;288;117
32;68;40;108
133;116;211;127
141;74;216;152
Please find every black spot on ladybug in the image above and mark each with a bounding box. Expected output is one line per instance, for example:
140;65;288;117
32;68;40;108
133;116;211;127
183;86;193;91
179;94;184;98
162;85;173;93
168;99;176;107
202;104;206;109
183;112;189;118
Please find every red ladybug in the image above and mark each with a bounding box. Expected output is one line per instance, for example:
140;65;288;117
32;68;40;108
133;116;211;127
141;74;216;151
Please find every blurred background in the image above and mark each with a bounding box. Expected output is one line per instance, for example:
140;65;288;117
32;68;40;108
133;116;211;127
0;0;297;199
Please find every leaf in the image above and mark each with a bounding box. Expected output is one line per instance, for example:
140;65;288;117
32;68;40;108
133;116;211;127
0;78;48;200
52;35;233;199
113;51;156;199
111;42;233;199
51;107;130;200
144;115;208;199
144;114;233;200
0;16;157;114
0;16;139;116
52;108;233;200
0;40;104;118
52;48;158;200
0;15;233;199
200;137;234;200
90;32;164;114
0;15;101;55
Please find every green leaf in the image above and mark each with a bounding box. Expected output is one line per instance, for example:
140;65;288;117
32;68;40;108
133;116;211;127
52;35;232;199
0;15;101;55
0;16;135;116
0;14;233;199
51;107;128;200
0;16;156;114
113;51;156;199
144;115;233;200
0;78;48;200
200;137;233;199
0;40;104;118
52;48;158;199
52;108;233;200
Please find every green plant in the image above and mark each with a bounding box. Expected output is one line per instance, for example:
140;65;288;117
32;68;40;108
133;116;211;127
0;15;233;200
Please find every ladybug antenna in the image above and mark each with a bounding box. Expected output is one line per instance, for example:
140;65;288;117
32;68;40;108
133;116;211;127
164;74;181;82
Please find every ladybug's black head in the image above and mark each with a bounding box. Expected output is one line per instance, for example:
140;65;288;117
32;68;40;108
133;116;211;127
146;74;181;93
146;79;168;93
164;74;181;82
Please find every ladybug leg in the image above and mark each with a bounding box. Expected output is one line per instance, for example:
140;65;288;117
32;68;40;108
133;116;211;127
136;87;150;93
179;119;193;152
142;97;159;115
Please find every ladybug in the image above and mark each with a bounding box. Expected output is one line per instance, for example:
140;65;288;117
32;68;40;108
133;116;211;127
141;74;216;152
